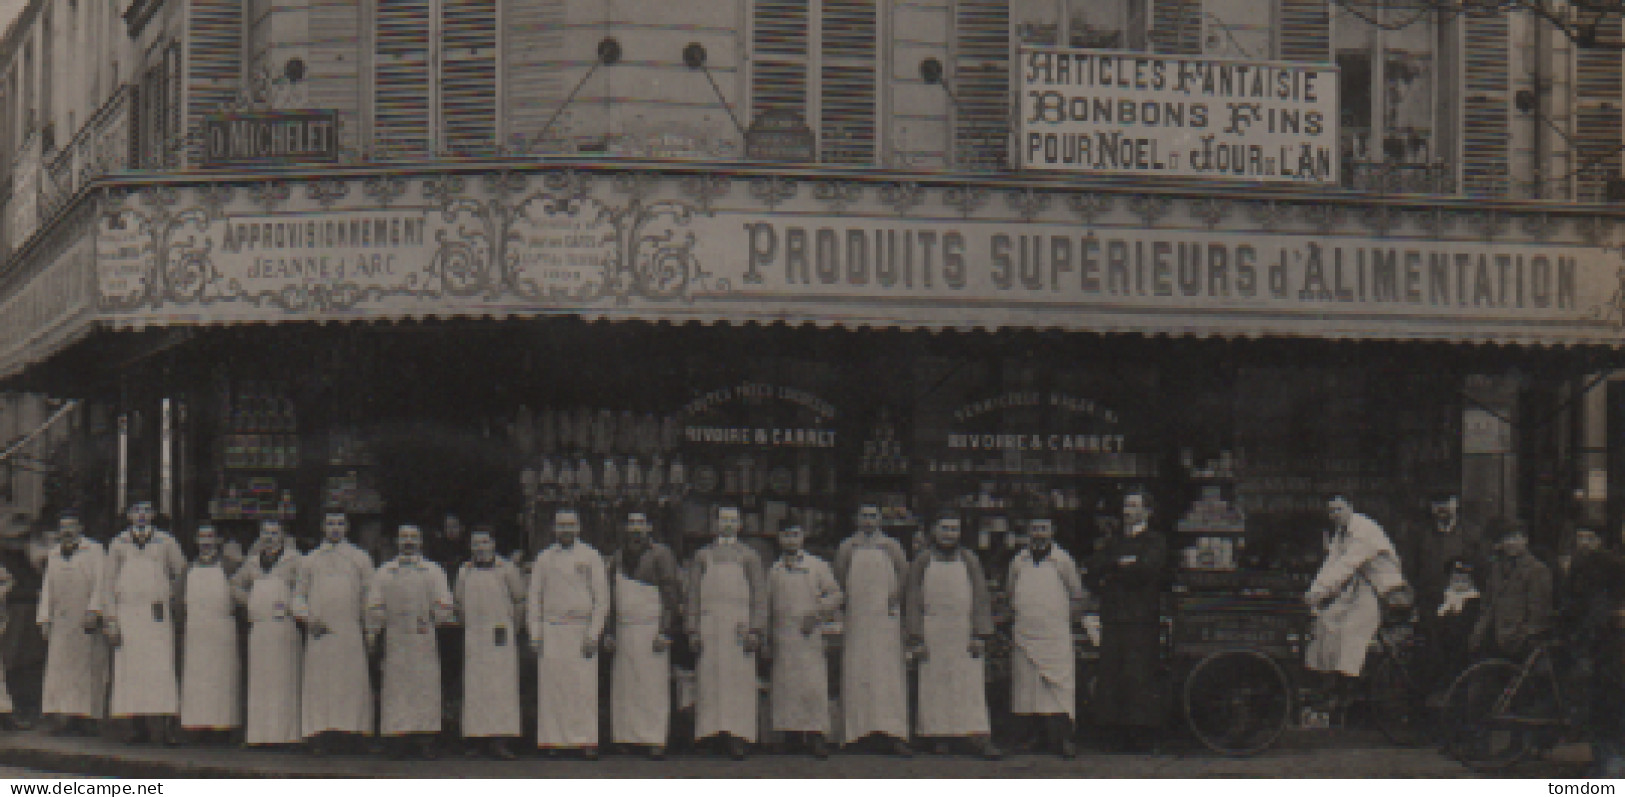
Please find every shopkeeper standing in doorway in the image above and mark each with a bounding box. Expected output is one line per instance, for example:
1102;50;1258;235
1087;488;1168;753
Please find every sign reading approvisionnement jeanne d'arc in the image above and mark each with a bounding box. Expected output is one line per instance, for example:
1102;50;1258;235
83;171;1625;347
1018;47;1338;183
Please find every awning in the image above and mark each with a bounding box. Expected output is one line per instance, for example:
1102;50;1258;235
4;162;1625;380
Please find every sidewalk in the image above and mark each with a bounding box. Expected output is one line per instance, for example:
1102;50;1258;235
0;728;1524;778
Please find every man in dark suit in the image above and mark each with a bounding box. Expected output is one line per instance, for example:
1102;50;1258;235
1086;488;1167;753
1470;518;1552;661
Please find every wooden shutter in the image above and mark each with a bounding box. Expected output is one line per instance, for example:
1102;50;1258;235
1574;17;1622;197
1277;0;1329;63
39;13;51;136
820;0;876;165
751;0;810;123
309;0;363;155
503;0;565;152
1149;0;1200;55
186;0;242;165
1461;8;1509;197
375;0;433;157
441;0;498;156
955;0;1008;169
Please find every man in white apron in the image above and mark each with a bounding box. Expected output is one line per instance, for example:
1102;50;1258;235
767;523;841;758
178;525;241;741
294;512;373;754
456;527;525;760
686;506;767;760
232;519;303;747
833;503;911;756
92;499;185;745
1008;517;1086;758
527;508;609;758
366;524;455;759
37;510;108;737
1306;495;1404;724
905;510;999;759
606;511;681;759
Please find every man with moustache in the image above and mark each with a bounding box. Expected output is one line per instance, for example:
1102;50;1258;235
905;509;999;759
687;506;767;760
606;511;682;759
834;503;912;756
456;527;525;760
177;525;240;741
294;512;373;753
1088;489;1167;753
92;499;185;745
37;510;108;736
1008;515;1087;758
366;524;455;759
766;523;842;759
232;519;303;747
527;508;609;758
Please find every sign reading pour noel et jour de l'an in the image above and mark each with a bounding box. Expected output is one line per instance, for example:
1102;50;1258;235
1018;47;1338;183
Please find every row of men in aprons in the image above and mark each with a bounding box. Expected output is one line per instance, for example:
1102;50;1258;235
30;497;1110;760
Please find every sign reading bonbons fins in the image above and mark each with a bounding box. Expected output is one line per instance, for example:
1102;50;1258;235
1019;47;1338;183
202;110;339;167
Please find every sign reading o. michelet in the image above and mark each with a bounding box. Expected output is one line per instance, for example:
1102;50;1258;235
1019;47;1338;184
202;110;339;167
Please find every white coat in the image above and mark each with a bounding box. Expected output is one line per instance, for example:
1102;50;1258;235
916;557;989;736
38;541;108;719
835;534;909;742
179;561;241;729
456;558;525;738
1009;547;1083;718
366;555;454;735
235;548;303;744
295;541;374;737
767;552;841;733
1306;513;1401;677
527;542;608;748
94;528;185;717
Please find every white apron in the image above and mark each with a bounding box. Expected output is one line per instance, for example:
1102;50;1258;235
180;565;241;729
108;550;179;716
1306;569;1381;677
918;558;989;736
461;567;521;738
40;547;108;718
1011;558;1075;718
696;560;757;742
611;573;669;745
536;568;600;748
378;568;444;735
842;547;908;741
770;564;830;733
245;566;302;744
300;553;372;737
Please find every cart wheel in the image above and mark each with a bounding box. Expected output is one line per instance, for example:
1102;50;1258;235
1183;649;1292;756
1369;652;1431;747
1440;658;1530;772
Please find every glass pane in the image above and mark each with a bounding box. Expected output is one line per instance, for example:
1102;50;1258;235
1067;0;1127;49
1012;0;1063;47
1203;0;1271;59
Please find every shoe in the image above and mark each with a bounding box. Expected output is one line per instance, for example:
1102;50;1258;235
582;746;599;761
649;746;666;761
810;736;830;760
728;737;747;760
891;739;913;758
490;740;516;761
1059;738;1077;760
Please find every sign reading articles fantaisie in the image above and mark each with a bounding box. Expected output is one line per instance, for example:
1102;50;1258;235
1019;47;1338;183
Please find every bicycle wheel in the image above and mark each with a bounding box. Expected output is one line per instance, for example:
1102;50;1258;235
1183;650;1293;756
1441;658;1530;771
1369;652;1431;747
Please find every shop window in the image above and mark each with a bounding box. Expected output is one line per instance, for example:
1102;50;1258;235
372;0;500;159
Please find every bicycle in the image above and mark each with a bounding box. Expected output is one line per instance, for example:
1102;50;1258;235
1441;637;1579;772
1360;610;1436;747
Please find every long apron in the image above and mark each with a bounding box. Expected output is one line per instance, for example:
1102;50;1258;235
842;547;908;741
770;567;830;733
461;568;521;738
918;558;989;736
1011;560;1075;718
245;570;302;744
301;562;372;737
109;553;179;716
180;566;241;729
41;554;108;718
611;573;669;745
696;560;757;742
536;572;599;748
379;573;443;735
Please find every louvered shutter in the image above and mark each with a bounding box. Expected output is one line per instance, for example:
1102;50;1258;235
955;0;1007;170
1461;8;1509;197
1149;0;1200;55
820;0;876;165
1574;17;1622;199
751;0;810;127
186;0;242;166
441;0;498;156
375;0;433;157
309;0;363;155
39;14;51;136
1277;0;1329;63
504;0;565;152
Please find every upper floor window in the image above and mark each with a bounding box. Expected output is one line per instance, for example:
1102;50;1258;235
371;0;499;159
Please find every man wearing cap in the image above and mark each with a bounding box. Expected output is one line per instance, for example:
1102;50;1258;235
37;510;108;736
767;523;842;759
1305;495;1405;722
687;505;767;760
456;526;525;760
177;525;241;741
1470;518;1552;660
232;519;303;746
606;511;681;759
905;510;999;759
1088;489;1168;753
366;524;456;759
527;507;609;758
294;512;374;753
1008;515;1087;758
834;503;912;756
92;499;185;744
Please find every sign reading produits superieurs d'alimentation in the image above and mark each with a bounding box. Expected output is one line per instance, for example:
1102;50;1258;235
1018;47;1338;183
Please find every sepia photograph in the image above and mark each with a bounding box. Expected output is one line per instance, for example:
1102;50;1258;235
0;0;1619;783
